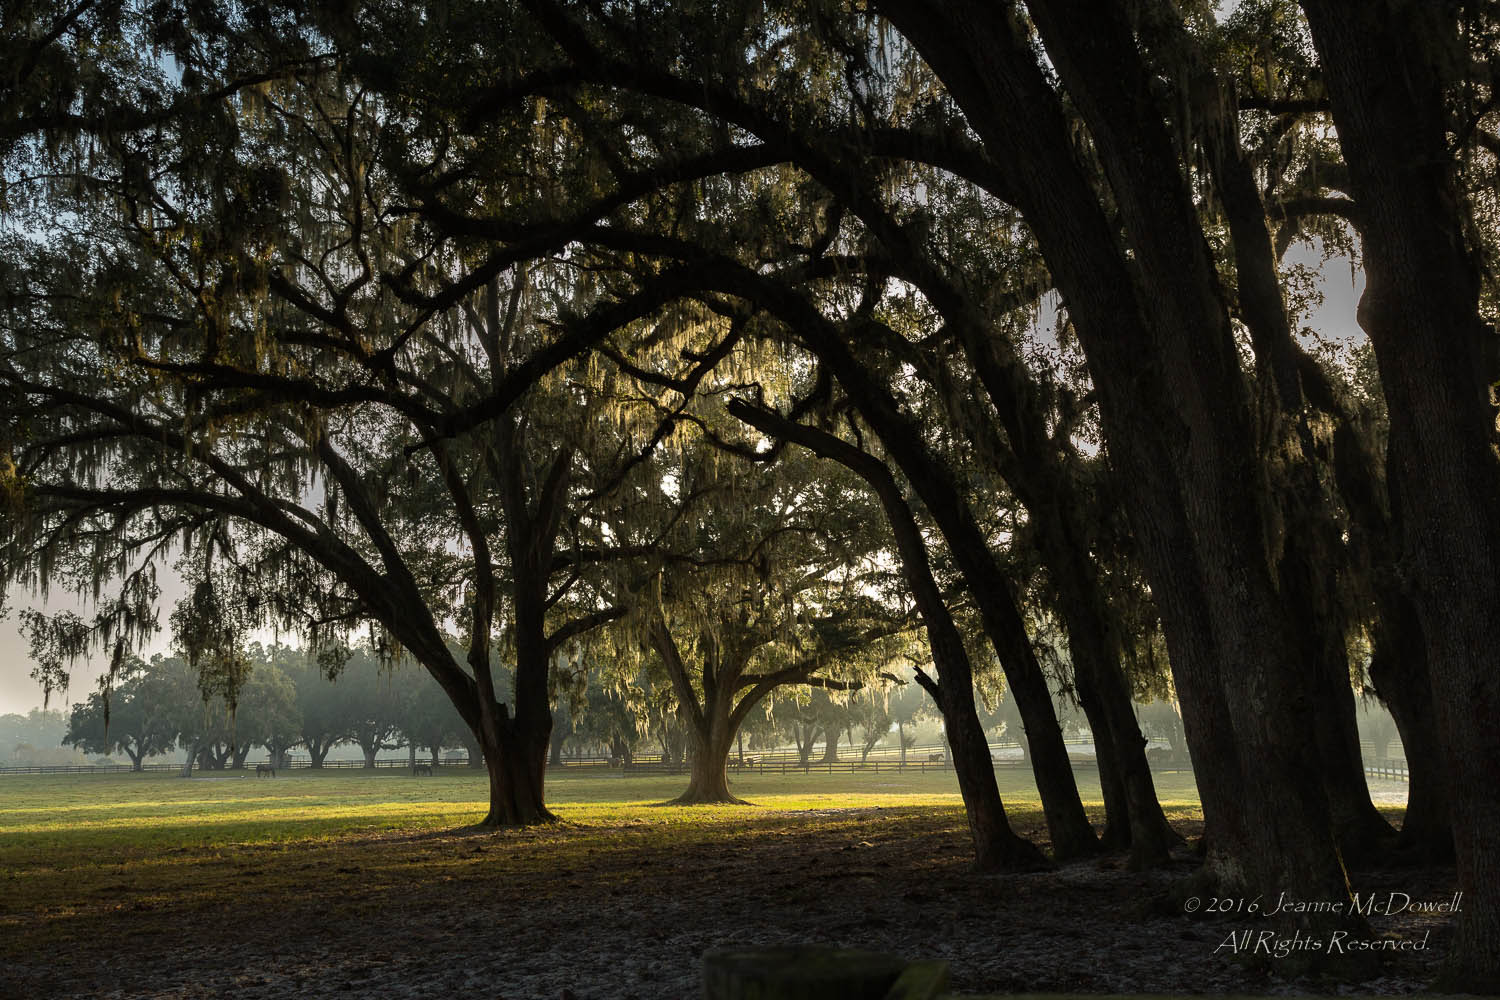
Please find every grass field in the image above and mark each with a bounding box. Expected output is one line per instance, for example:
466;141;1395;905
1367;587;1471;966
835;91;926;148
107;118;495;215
0;768;1423;998
0;763;1212;848
0;766;1204;945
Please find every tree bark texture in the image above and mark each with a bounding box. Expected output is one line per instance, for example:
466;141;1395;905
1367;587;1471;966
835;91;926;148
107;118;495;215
875;0;1356;933
1299;4;1500;986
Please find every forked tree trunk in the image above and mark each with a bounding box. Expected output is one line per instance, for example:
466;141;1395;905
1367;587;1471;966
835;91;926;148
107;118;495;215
476;711;555;826
795;725;817;767
673;722;743;805
306;739;330;768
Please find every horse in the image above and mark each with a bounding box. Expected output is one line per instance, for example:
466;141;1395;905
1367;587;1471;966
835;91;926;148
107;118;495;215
412;763;434;777
927;752;945;763
255;763;275;777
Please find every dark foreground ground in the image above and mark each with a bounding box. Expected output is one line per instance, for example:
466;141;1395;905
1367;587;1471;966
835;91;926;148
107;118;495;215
1;806;1456;1000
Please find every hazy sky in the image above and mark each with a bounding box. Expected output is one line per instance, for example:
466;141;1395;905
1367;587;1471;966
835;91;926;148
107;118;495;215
0;245;1367;717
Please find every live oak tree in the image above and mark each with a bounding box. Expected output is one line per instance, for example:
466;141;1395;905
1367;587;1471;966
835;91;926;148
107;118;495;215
238;657;303;770
7;0;1500;986
842;0;1357;934
0;27;679;824
729;394;1053;870
339;647;406;769
1177;1;1454;865
620;421;918;804
395;659;477;768
146;655;238;775
284;654;350;769
62;657;179;771
448;0;1493;962
462;0;1167;867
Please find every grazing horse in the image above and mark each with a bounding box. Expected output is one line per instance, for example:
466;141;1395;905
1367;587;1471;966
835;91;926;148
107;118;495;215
255;763;275;777
927;752;945;763
412;763;434;777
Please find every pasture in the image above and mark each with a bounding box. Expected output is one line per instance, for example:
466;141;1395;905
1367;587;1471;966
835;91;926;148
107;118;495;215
0;768;1426;999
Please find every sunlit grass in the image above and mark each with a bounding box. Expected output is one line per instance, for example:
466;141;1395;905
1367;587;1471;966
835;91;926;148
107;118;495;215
0;765;1209;846
0;765;1405;963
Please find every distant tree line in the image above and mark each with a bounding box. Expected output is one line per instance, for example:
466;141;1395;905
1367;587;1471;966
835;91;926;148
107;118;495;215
59;643;477;773
52;640;975;774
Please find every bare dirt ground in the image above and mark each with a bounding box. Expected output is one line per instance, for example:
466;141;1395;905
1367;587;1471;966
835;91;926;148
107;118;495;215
3;808;1456;1000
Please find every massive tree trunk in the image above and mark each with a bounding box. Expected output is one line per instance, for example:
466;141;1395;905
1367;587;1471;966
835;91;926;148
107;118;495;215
473;590;558;826
1154;20;1394;866
819;730;840;764
1368;602;1451;860
675;717;743;805
1299;6;1500;986
461;413;582;827
478;719;553;826
873;1;1357;942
